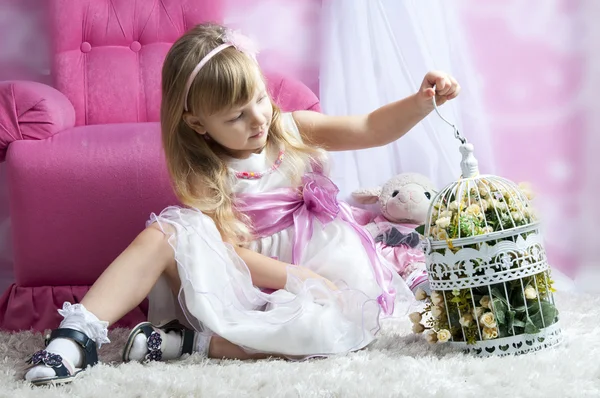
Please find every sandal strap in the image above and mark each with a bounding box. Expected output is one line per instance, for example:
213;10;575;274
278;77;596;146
161;320;195;357
46;328;99;367
134;320;195;361
27;350;74;377
181;328;195;356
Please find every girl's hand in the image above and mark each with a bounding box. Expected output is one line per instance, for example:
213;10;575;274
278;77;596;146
417;71;461;112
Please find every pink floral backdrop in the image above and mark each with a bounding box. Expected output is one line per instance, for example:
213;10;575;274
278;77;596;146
0;0;592;292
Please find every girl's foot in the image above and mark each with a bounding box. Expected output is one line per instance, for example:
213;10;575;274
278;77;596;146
123;320;210;362
24;328;99;386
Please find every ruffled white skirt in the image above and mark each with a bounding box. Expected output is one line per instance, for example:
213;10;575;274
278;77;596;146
146;206;394;358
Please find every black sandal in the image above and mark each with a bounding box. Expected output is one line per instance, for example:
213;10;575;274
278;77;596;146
26;328;98;386
122;319;195;362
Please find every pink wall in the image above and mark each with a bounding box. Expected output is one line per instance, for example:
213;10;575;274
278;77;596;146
458;1;584;276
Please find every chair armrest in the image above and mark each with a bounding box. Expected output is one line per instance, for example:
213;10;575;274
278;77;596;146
0;81;75;162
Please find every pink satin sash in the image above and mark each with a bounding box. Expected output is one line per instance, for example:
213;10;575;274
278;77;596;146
235;173;396;314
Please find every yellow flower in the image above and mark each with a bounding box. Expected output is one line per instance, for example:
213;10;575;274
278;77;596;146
479;312;497;329
437;329;452;343
482;327;498;340
479;188;489;198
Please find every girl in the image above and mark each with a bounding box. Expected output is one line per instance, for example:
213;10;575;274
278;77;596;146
24;23;460;386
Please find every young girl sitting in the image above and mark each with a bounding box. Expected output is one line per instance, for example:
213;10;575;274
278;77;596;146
24;23;460;386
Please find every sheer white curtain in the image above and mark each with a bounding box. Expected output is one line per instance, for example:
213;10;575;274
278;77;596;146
318;0;579;292
319;0;495;201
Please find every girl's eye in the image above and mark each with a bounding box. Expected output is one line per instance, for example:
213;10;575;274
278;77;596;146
258;95;267;102
229;113;243;122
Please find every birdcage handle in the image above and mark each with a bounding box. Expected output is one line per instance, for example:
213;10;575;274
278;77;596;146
432;85;467;144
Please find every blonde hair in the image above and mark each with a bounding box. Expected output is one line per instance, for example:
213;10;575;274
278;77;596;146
161;23;326;245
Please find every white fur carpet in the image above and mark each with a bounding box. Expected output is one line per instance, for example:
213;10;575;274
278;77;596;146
1;292;598;398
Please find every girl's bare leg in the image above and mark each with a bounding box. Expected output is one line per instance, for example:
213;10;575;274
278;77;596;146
81;225;176;325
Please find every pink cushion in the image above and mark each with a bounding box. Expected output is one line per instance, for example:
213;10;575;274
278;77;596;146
8;122;172;286
50;0;223;126
0;81;75;161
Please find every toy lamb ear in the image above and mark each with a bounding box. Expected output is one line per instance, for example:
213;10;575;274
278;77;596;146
351;186;382;205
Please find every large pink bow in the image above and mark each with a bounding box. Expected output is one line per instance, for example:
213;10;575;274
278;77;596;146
236;173;396;314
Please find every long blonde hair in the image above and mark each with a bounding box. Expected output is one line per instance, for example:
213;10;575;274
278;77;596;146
161;23;326;245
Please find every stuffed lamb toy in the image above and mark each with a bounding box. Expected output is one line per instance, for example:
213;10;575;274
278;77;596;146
352;173;436;294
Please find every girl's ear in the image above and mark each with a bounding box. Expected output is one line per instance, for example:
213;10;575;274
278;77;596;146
351;187;382;205
183;113;207;135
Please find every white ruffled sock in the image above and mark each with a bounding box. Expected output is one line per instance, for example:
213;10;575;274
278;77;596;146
128;327;211;362
25;303;109;382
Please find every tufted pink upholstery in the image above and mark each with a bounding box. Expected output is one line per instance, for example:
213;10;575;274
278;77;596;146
0;0;321;332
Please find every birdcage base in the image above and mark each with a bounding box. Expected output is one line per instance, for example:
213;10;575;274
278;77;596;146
448;321;562;357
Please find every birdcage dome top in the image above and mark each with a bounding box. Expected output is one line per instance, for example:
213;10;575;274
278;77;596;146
422;138;538;249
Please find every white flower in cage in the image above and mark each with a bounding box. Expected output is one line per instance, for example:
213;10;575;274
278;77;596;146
524;285;538;300
437;329;452;343
479;295;492;309
448;201;459;211
472;306;485;319
409;312;422;324
511;211;523;222
478;198;490;211
424;330;438;344
435;217;451;229
479;312;497;329
492;199;509;212
459;313;474;328
437;229;449;240
412;323;425;334
414;288;428;301
465;204;482;217
431;291;444;306
482;327;499;340
431;306;445;319
481;226;494;234
478;187;489;198
441;210;453;218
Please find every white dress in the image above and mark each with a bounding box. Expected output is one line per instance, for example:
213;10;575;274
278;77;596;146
147;113;411;358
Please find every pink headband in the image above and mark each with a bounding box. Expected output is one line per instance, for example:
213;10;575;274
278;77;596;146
182;30;259;112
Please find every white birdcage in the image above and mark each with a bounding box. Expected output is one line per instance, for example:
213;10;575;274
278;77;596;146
409;96;562;356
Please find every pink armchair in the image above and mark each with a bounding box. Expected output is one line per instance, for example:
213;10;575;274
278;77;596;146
0;0;320;332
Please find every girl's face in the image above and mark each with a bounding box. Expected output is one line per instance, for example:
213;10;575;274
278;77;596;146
197;80;273;159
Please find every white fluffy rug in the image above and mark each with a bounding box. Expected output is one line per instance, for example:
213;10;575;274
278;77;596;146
1;292;599;398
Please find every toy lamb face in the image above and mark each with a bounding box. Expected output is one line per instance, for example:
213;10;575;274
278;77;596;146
352;173;436;225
